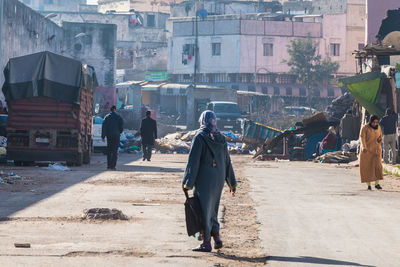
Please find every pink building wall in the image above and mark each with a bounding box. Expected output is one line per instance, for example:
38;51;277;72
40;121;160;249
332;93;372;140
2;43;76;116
366;0;400;44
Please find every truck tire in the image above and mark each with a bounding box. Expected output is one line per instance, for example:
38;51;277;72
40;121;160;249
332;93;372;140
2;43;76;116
83;150;91;164
76;152;83;166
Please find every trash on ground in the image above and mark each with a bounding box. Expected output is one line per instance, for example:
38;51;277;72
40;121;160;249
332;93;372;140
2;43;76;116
81;208;128;220
45;163;71;171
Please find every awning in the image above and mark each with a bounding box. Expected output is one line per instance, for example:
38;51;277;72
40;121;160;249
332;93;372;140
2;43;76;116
160;84;188;96
339;71;385;117
141;84;160;91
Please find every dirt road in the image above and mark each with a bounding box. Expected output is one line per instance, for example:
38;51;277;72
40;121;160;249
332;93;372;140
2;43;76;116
247;161;400;267
0;154;263;266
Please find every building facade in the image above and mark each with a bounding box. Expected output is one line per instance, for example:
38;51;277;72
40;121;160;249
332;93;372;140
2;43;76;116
168;13;345;104
98;0;173;14
0;0;117;106
42;8;170;82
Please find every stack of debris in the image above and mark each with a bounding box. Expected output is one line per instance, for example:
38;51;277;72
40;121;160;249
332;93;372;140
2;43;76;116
314;151;358;164
325;92;355;121
155;130;247;154
81;208;128;220
119;130;141;153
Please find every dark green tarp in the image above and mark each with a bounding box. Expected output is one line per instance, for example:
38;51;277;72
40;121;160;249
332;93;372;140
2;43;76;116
338;72;385;117
2;51;97;105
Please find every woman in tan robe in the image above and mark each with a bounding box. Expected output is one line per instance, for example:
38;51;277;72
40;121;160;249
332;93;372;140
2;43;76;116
360;115;383;190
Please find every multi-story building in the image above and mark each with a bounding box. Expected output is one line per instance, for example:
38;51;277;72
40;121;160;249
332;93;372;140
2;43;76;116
41;8;170;81
98;0;173;13
170;0;282;17
168;13;345;109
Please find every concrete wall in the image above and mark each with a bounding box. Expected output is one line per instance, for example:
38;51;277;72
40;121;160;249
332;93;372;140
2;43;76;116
366;0;400;44
1;0;65;102
63;22;117;87
312;0;347;14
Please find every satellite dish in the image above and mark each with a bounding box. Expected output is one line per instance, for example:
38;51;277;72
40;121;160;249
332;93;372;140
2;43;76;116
382;31;400;48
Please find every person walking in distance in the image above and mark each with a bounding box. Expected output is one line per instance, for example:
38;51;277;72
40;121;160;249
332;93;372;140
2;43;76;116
379;108;398;164
140;111;157;161
102;106;123;170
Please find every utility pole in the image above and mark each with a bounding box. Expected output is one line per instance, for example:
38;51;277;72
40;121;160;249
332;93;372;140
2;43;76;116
254;14;261;92
193;13;198;89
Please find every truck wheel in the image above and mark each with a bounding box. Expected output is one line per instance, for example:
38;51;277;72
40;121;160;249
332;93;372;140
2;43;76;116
76;152;83;167
83;150;91;164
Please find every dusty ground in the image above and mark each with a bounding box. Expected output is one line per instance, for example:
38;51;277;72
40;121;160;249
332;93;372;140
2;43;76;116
0;153;263;266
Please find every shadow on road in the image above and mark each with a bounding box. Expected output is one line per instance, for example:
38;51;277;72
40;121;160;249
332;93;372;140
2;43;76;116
216;253;375;266
267;256;375;266
0;154;183;219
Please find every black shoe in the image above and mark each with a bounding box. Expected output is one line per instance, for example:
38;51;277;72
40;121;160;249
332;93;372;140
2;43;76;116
375;184;382;190
147;159;151;162
367;186;372;190
214;240;223;250
192;243;212;252
142;158;146;161
111;168;116;171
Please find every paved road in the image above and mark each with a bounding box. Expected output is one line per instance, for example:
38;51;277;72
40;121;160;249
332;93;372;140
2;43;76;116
247;161;400;267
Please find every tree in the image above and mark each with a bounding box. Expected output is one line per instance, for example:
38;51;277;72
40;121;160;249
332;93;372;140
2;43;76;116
284;36;339;107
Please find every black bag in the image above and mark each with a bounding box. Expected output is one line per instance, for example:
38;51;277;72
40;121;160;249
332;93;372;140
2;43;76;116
184;190;204;237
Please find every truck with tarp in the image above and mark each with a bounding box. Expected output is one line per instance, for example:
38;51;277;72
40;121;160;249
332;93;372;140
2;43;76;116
2;51;98;166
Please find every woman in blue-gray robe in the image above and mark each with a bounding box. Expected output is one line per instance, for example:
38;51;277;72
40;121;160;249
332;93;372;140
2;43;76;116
182;110;237;252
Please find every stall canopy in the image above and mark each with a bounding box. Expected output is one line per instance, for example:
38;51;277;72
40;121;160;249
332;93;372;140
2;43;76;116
2;51;97;105
338;71;385;117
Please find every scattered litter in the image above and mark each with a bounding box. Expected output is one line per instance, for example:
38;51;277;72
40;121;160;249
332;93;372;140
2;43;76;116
81;208;128;220
30;189;36;192
45;163;71;171
14;243;31;248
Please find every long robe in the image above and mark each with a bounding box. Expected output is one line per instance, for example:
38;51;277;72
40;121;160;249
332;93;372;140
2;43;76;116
182;130;237;241
359;124;383;183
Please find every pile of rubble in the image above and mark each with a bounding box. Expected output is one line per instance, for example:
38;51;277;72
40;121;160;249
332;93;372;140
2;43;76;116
325;92;355;121
119;130;141;154
314;151;358;164
81;208;128;220
155;130;248;154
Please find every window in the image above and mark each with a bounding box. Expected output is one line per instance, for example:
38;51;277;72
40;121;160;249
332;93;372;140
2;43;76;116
330;43;340;56
183;44;195;56
286;87;292;96
44;0;54;4
358;43;364;50
262;87;268;94
299;88;306;96
263;43;273;56
328;88;335;97
183;74;191;80
212;43;221;56
147;14;155;27
274;87;280;95
313;89;320;97
231;85;239;90
248;85;255;92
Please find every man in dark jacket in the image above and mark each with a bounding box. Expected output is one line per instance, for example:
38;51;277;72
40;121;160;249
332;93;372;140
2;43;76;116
379;108;398;164
102;106;124;170
140;111;157;161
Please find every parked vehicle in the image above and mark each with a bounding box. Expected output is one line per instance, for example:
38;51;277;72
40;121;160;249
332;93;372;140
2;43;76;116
2;51;97;166
93;116;107;153
207;101;242;132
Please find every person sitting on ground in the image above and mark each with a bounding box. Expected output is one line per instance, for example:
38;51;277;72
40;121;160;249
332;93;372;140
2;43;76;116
182;110;237;252
321;126;338;152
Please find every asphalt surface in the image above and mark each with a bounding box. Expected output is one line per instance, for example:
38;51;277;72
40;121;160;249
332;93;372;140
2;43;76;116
247;161;400;267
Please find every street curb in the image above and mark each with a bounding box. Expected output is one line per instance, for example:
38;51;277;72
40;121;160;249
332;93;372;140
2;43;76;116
383;163;400;177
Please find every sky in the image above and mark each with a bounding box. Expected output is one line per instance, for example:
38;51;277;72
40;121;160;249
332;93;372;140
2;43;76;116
87;0;98;4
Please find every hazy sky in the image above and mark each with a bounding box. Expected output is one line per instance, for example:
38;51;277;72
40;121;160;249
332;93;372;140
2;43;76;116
87;0;98;4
